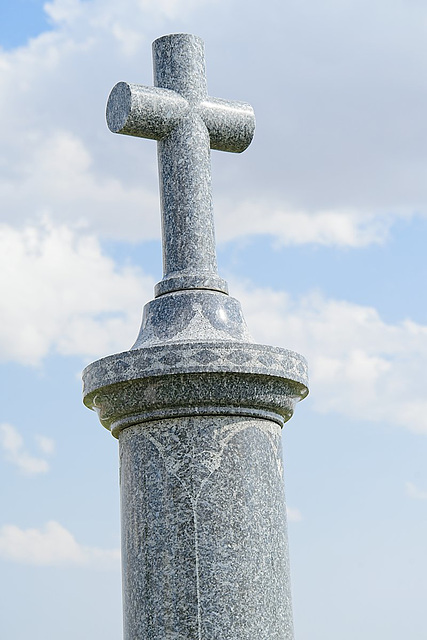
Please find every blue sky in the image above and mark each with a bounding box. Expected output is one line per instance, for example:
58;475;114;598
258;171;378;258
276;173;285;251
0;0;426;638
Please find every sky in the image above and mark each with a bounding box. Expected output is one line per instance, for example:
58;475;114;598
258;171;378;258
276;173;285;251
0;0;426;638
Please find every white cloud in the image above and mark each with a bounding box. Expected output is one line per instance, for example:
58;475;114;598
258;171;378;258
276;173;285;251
0;220;154;365
0;520;120;568
287;506;303;523
0;127;160;240
216;199;393;247
44;0;212;30
0;424;53;475
0;0;184;241
406;481;427;500
35;435;55;455
234;283;427;434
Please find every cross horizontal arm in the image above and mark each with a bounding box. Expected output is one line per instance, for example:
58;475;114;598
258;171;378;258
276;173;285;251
107;83;255;153
106;82;188;140
199;97;255;153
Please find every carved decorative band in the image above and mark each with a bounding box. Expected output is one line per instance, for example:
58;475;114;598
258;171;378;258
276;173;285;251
83;341;309;400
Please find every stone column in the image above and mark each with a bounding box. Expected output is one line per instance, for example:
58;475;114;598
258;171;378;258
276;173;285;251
120;415;293;640
83;32;308;640
83;292;308;640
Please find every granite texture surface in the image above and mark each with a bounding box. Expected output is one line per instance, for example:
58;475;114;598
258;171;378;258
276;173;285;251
83;32;308;640
86;370;304;437
106;33;254;297
83;341;308;396
83;287;308;438
120;415;294;640
132;289;253;347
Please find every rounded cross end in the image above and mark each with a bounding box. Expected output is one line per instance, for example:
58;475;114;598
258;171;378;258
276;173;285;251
200;99;256;153
232;103;256;153
106;82;132;133
153;33;204;50
153;33;207;100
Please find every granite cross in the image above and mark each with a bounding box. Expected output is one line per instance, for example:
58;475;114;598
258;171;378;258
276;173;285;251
106;33;255;297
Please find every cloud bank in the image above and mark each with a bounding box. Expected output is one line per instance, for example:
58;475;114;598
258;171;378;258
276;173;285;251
0;220;154;365
0;520;119;568
1;0;426;245
1;216;425;435
1;216;426;435
234;282;427;435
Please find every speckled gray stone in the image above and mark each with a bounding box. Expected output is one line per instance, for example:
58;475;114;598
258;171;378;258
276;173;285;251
83;32;308;640
106;33;254;297
120;416;294;640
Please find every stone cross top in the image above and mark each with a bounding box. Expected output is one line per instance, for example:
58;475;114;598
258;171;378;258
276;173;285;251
106;33;255;297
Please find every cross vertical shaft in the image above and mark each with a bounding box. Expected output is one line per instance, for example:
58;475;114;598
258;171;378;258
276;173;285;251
154;35;219;295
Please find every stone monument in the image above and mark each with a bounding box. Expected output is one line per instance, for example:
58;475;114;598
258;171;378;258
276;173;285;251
83;33;308;640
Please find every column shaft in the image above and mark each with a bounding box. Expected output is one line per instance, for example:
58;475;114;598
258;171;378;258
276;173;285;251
119;415;294;640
